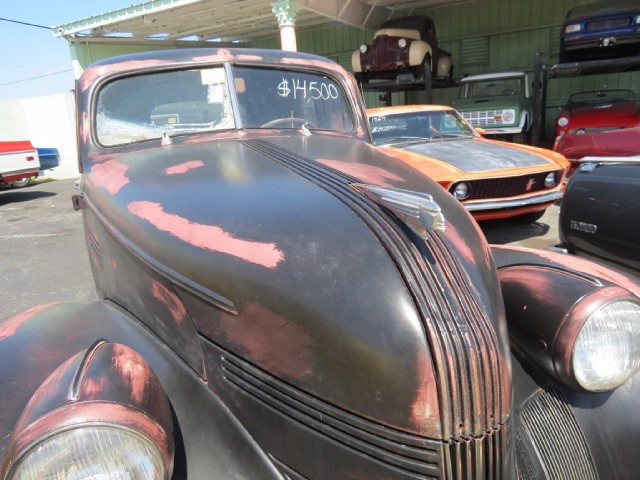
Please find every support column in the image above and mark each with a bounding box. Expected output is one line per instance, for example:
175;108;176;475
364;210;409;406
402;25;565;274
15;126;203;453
271;0;300;52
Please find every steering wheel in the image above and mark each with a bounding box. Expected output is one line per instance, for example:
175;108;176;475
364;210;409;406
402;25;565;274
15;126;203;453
261;117;318;129
501;89;515;95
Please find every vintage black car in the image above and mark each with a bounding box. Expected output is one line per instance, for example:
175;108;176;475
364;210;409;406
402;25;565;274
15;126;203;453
559;158;640;273
0;48;639;480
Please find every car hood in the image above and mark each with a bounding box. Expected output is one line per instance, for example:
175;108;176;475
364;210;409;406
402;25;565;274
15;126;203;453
555;128;640;159
454;96;526;110
82;132;510;440
569;101;638;120
397;137;555;173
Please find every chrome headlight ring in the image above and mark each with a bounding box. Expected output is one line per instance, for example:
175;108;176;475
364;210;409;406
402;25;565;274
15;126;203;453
5;403;172;480
555;288;640;392
1;341;175;480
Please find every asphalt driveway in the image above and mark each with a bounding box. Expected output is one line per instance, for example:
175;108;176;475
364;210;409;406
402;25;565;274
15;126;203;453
0;178;563;319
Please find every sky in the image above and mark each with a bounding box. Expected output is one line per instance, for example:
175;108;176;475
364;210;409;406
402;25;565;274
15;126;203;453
1;1;133;99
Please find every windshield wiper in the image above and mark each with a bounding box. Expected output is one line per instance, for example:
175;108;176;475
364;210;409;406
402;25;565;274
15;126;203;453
377;136;429;146
429;133;471;140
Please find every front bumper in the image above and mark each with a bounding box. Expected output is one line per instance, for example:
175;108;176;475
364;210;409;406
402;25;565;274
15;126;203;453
463;190;564;212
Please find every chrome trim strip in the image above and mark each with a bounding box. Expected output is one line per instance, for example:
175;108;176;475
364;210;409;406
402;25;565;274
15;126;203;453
463;190;563;211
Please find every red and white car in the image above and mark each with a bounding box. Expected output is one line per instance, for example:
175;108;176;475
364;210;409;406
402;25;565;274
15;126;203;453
0;140;41;188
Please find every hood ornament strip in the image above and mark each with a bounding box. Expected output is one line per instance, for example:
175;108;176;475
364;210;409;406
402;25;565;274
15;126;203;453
351;184;446;235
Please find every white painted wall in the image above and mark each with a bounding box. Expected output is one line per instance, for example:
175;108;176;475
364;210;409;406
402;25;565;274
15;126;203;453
0;92;79;179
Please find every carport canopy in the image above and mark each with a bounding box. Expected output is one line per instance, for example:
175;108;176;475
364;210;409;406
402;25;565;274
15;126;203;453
52;0;464;46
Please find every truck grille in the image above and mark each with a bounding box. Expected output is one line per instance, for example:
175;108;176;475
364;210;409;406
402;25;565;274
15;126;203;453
452;172;554;201
363;35;409;71
461;111;503;127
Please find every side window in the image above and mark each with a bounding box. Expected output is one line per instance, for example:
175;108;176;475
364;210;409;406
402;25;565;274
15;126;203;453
96;67;234;146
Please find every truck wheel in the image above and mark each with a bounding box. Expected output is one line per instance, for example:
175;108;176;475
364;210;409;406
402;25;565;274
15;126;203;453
419;54;431;80
10;177;32;188
355;72;369;85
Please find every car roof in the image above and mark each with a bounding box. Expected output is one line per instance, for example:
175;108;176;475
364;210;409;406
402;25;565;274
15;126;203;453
459;72;526;82
565;0;639;21
366;105;454;116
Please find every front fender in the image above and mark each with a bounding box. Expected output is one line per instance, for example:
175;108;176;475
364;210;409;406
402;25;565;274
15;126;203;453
491;245;640;479
0;301;283;479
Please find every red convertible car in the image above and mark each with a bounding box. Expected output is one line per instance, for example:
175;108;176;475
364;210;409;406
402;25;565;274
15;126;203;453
555;89;640;139
0;48;639;480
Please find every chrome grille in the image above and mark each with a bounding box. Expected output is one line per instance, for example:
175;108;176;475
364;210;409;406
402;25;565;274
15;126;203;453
518;389;597;480
364;35;409;71
452;172;554;201
586;17;630;31
461;111;502;127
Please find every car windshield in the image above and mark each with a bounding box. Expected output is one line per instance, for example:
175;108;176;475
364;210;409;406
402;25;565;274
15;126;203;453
369;109;476;146
458;77;523;99
567;90;636;109
96;65;354;146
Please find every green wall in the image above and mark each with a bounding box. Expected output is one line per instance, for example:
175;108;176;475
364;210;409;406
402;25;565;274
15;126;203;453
70;0;640;140
251;0;640;140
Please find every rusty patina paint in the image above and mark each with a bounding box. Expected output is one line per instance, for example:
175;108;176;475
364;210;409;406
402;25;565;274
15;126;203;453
494;245;640;296
410;350;441;435
128;200;285;268
165;160;205;175
152;279;188;326
214;301;313;380
0;304;58;340
87;161;130;195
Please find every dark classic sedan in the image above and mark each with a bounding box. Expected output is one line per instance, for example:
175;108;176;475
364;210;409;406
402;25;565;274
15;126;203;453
559;158;640;272
0;48;639;480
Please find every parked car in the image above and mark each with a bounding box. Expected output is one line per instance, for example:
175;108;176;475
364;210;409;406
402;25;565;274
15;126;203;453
558;158;640;272
0;140;40;188
560;0;640;63
1;48;639;480
367;104;569;222
352;15;453;84
453;71;532;143
554;126;640;175
555;89;640;139
9;147;60;188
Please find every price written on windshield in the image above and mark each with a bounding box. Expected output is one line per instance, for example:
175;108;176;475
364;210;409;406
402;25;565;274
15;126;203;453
277;78;339;100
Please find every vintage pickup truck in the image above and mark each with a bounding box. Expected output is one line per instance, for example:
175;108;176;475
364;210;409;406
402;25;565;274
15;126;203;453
0;140;40;187
0;48;638;480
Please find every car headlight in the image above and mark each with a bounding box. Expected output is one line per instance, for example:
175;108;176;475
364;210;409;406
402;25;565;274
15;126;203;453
573;300;640;391
564;23;581;33
496;256;640;393
557;116;569;127
359;44;368;54
9;426;167;480
398;38;407;48
452;182;470;200
544;172;557;187
501;109;515;123
2;342;174;480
